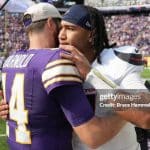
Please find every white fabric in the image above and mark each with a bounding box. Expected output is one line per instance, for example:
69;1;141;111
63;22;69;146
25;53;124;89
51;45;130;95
85;69;115;89
120;72;146;89
99;46;144;85
73;46;143;150
24;2;61;21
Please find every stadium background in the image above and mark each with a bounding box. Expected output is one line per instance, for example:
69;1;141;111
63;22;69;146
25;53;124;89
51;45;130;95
0;0;150;150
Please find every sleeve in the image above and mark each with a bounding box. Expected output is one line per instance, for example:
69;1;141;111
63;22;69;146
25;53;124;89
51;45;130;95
51;84;94;127
42;59;83;93
85;68;118;89
85;68;118;117
120;72;147;90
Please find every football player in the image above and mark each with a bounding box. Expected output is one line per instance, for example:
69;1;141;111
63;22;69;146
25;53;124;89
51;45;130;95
59;4;150;150
0;3;126;150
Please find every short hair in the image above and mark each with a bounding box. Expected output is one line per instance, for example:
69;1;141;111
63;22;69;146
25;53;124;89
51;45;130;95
25;18;61;34
25;19;47;34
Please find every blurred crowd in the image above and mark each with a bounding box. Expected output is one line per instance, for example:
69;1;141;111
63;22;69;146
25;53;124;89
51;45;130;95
0;11;149;55
86;0;150;7
0;12;28;54
105;14;150;55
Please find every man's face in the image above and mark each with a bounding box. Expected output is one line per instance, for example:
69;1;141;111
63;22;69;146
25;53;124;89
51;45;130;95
58;20;91;55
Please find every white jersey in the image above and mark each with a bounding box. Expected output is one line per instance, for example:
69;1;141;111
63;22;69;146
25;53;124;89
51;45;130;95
99;46;145;89
72;46;146;150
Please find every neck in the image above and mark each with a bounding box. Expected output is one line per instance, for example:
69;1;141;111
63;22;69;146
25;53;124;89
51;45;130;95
85;48;96;64
29;32;56;49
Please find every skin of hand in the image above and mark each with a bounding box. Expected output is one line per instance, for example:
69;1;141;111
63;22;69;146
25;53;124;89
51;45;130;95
109;90;150;129
0;100;9;120
60;44;91;80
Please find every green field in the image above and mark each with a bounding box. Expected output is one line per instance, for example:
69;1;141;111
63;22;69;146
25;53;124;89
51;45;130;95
0;119;8;150
141;67;150;78
0;136;8;150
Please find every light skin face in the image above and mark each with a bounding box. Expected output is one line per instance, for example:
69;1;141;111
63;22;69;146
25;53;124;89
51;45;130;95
59;20;95;62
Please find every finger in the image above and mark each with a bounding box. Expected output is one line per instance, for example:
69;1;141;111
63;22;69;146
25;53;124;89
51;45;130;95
62;45;84;56
60;51;80;63
60;45;82;56
1;114;8;120
0;100;7;105
73;53;81;61
60;52;73;60
0;110;9;117
59;45;73;53
0;104;9;111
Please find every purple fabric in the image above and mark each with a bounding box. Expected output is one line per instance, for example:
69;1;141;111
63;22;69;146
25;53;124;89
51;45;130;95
2;48;94;150
52;84;94;127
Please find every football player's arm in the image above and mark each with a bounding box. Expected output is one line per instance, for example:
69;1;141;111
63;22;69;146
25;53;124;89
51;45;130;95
73;115;125;149
52;84;125;149
116;72;150;129
113;91;150;129
0;99;9;120
115;108;150;129
42;57;125;148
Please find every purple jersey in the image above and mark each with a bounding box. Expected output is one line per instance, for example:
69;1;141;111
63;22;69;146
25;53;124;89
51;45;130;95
2;48;94;150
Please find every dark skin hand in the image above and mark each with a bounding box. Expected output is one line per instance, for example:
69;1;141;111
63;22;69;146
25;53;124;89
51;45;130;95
60;45;91;80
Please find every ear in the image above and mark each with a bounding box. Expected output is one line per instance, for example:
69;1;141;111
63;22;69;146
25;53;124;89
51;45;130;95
88;31;93;43
47;18;55;31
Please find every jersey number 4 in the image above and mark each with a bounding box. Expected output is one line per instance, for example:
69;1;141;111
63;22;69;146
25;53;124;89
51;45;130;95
2;73;31;144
